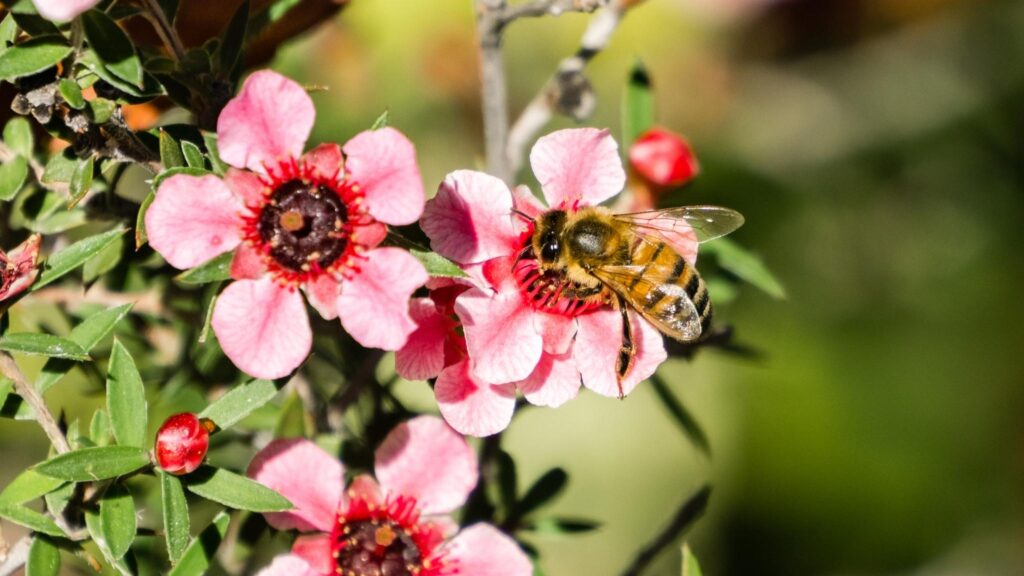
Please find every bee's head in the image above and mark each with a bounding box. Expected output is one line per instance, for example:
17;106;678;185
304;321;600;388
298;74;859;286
532;210;567;266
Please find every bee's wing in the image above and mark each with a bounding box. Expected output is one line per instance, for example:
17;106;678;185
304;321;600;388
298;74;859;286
593;262;703;342
614;206;745;245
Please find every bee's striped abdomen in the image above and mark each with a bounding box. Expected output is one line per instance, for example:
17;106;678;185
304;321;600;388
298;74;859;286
629;241;711;341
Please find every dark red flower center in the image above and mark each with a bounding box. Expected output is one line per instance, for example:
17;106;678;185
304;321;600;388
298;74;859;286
257;180;349;273
334;519;423;576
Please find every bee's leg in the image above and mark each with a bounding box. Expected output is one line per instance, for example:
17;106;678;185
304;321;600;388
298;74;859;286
615;295;637;399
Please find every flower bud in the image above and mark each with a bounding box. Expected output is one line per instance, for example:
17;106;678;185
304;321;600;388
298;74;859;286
629;128;700;188
155;413;212;475
0;234;41;304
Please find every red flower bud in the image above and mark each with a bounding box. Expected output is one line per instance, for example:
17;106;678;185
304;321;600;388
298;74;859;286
629;128;700;188
155;413;211;475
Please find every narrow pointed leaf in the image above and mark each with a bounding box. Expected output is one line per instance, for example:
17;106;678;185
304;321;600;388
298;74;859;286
81;10;143;87
86;483;136;560
36;303;133;393
106;340;147;448
701;237;786;299
68;155;95;208
167;511;229;576
181;141;205;169
622;60;654;149
58;78;85;109
135;191;156;248
0;155;28;201
0;36;72;81
159;130;184;169
410;250;467;278
518;468;568;517
0;469;65;505
0;502;65;537
370;109;389;130
33;228;127;290
185;466;291;512
0;333;89;360
26;536;61;576
200;379;281;430
160;471;190;564
175;252;232;284
650;375;710;457
34;446;149;481
682;544;703;576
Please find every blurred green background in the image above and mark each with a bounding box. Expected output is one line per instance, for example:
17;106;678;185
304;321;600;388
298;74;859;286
5;0;1024;574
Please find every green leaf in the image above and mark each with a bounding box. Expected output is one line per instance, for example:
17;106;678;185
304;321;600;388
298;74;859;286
622;59;654;150
0;36;71;82
34;446;149;482
410;250;467;278
181;141;205;169
86;483;136;560
167;511;229;576
26;536;61;576
217;1;248;74
175;252;232;284
36;303;133;393
370;109;390;130
33;228;127;290
185;466;292;512
68;155;95;208
159;130;184;169
58;78;85;109
43;482;73;518
0;333;89;360
518;468;567;517
0;502;65;537
4;116;34;157
90;408;111;446
0;469;65;505
83;232;124;283
200;379;281;430
0;15;17;53
701;237;786;299
81;10;143;88
135;191;155;248
527;517;600;535
201;132;228;176
160;471;190;564
682;544;703;576
42;151;76;186
106;340;147;448
0;155;29;202
650;375;710;457
274;391;309;439
87;97;116;124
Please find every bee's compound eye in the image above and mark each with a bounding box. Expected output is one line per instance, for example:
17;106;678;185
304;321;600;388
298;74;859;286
541;238;560;261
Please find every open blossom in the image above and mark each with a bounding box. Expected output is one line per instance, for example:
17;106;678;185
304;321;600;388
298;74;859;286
248;416;532;576
403;128;674;436
31;0;99;21
145;70;427;379
0;234;41;304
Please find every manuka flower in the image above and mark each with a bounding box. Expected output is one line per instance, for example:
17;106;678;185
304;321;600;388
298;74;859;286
406;128;673;436
248;416;532;576
0;234;41;305
145;70;428;379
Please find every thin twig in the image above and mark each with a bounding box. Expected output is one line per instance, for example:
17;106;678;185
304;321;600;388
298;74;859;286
500;0;607;22
475;0;513;182
620;485;711;576
507;0;643;174
139;0;186;61
0;537;30;576
0;353;71;454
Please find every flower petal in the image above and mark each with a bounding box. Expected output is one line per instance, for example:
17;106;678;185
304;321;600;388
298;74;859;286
346;474;383;508
303;274;340;321
394;298;448;381
530;128;625;208
534;312;576;355
337;248;427;351
574;308;667;397
217;70;314;172
247;438;345;532
229;242;265;280
444;524;533;576
342;127;424;225
510;184;546;218
255;555;319;576
435;360;517;437
145;174;243;269
31;0;98;21
0;234;41;301
212;278;311;379
223;168;267;207
421;170;519;265
291;534;333;575
455;285;542;384
351;221;387;250
518;351;581;408
301;142;343;181
375;416;478;515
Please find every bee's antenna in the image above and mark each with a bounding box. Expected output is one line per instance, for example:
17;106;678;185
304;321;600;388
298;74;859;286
511;208;533;222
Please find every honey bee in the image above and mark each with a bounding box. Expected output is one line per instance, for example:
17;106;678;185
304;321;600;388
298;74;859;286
517;205;744;397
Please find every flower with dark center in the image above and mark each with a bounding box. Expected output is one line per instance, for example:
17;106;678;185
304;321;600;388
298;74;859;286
248;416;532;576
145;70;428;380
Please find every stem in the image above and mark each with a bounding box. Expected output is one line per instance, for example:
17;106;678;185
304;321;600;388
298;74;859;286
0;353;70;454
0;537;30;576
620;485;711;576
140;0;186;61
475;0;512;182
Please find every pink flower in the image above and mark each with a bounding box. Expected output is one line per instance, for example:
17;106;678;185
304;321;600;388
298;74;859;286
404;128;674;436
0;234;41;304
248;416;532;576
145;70;428;379
31;0;99;21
